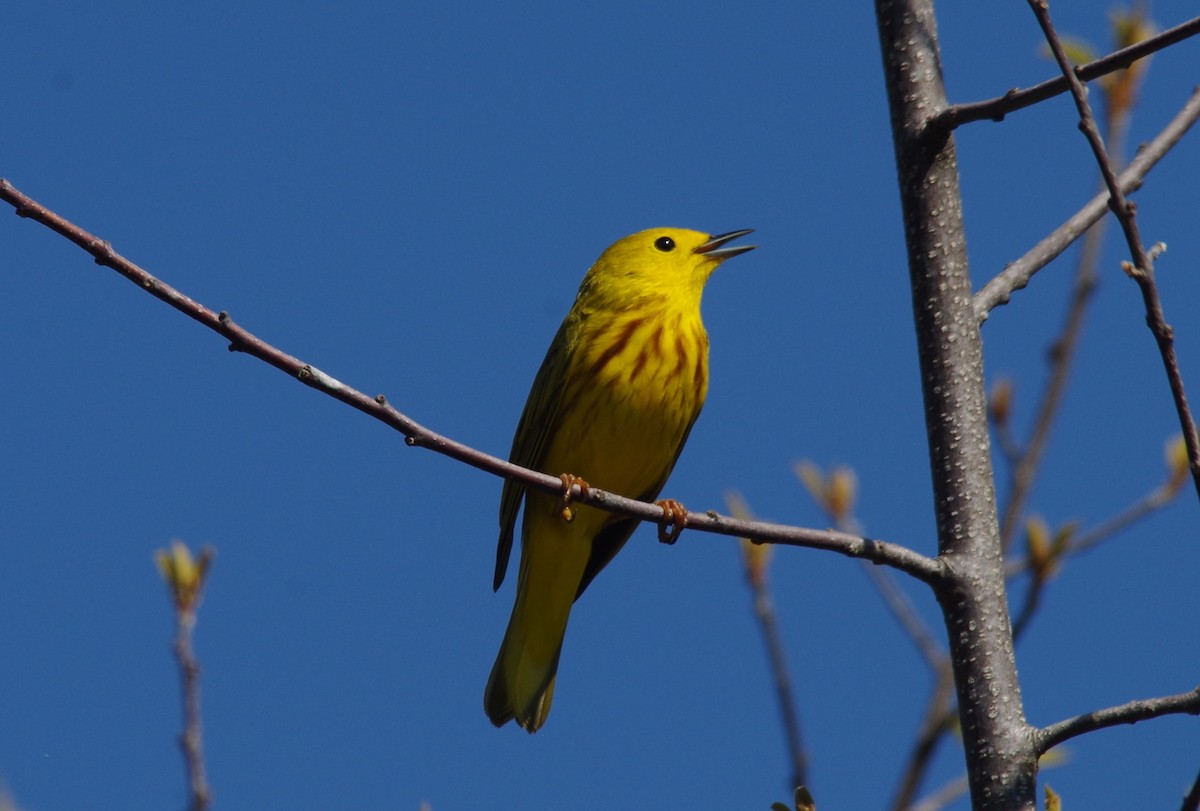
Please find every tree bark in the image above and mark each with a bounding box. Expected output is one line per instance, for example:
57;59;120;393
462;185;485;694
874;1;1039;808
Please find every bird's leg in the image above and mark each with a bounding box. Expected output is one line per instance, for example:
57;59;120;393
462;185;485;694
655;498;688;544
557;473;591;523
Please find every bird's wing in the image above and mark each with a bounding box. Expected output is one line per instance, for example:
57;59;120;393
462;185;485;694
494;315;576;590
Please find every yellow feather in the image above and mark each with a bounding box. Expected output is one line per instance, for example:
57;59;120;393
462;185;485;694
485;227;754;731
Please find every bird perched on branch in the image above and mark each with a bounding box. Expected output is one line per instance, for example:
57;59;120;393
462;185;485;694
485;227;756;732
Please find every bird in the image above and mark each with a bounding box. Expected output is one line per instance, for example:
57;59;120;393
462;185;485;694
484;227;755;732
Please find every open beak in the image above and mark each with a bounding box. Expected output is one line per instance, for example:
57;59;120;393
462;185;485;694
693;229;756;259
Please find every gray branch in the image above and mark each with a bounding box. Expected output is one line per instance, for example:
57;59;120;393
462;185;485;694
874;1;1037;808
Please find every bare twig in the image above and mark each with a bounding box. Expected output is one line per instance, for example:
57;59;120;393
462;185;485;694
909;773;970;811
1005;468;1182;575
937;14;1200;129
1008;576;1045;645
795;466;956;810
1057;477;1178;558
0;180;945;585
174;611;209;811
888;672;956;811
157;542;214;811
1029;0;1200;505
1036;686;1200;753
996;234;1097;555
995;27;1140;557
797;463;947;672
750;581;807;792
973;86;1200;319
729;493;808;792
860;564;946;672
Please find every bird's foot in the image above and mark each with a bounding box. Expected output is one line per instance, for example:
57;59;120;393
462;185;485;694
655;498;688;544
557;473;590;523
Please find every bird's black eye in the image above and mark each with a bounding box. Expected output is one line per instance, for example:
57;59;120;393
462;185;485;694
654;236;676;252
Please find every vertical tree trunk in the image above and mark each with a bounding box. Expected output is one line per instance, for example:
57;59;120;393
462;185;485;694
873;2;1040;808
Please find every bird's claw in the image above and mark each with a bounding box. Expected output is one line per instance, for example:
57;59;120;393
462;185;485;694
655;498;688;544
558;473;590;523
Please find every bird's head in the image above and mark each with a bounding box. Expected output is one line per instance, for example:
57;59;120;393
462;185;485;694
581;227;755;309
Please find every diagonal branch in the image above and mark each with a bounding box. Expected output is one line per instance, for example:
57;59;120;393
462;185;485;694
1029;0;1200;505
0;179;945;584
888;670;956;811
973;86;1200;320
1036;686;1200;753
937;14;1200;129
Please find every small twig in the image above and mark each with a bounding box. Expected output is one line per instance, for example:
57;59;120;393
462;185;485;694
996;237;1097;555
1008;574;1045;644
909;772;970;811
157;542;214;811
860;564;946;672
937;14;1200;129
1062;480;1178;558
888;672;956;811
1029;0;1200;505
797;463;947;671
0;180;946;584
175;612;210;811
974;86;1200;319
1005;474;1179;580
730;493;808;792
751;578;808;790
1036;686;1200;753
995;32;1138;556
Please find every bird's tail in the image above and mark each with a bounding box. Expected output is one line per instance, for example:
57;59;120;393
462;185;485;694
484;510;586;732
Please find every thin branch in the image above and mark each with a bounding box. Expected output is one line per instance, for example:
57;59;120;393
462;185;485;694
1005;473;1181;578
995;41;1137;558
937;14;1200;129
909;773;970;811
973;85;1200;319
157;542;214;811
797;472;955;810
798;464;947;672
730;493;809;792
1008;574;1045;644
174;610;210;811
751;577;808;790
996;222;1098;555
1060;478;1178;558
1030;0;1200;505
0;179;945;585
888;671;956;811
861;563;946;672
1036;686;1200;753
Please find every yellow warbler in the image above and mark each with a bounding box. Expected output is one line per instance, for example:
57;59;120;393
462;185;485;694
485;227;755;732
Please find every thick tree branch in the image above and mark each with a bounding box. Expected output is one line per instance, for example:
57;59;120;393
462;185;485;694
0;179;944;585
973;86;1200;320
937;14;1200;129
1036;687;1200;754
1029;0;1200;506
875;1;1036;809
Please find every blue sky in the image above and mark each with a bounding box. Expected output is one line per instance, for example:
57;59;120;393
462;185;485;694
2;2;1197;810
